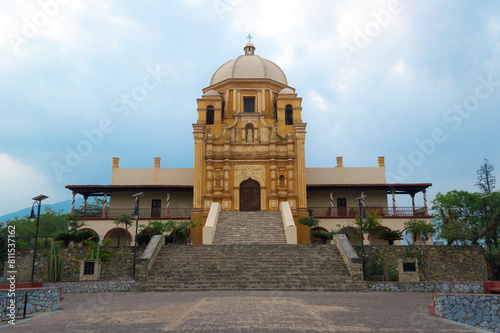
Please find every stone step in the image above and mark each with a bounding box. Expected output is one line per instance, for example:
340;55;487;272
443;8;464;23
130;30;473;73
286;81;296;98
137;243;367;292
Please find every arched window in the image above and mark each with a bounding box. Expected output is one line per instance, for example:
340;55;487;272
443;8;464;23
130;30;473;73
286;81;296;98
206;105;214;125
285;104;293;125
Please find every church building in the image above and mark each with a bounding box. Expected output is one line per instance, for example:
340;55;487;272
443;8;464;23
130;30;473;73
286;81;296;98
66;42;432;246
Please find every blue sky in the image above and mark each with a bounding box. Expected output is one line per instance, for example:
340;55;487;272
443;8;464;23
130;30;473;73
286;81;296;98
1;0;499;216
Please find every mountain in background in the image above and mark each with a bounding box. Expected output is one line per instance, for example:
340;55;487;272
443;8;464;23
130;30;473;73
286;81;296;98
0;198;84;223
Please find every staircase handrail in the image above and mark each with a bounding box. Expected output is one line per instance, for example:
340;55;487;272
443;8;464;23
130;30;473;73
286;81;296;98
279;202;297;244
203;202;221;244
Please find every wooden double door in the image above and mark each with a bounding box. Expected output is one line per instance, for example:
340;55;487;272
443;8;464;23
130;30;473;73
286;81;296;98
239;179;261;211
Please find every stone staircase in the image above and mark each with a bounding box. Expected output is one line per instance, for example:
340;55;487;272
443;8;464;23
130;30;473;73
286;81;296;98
134;244;368;292
213;211;287;244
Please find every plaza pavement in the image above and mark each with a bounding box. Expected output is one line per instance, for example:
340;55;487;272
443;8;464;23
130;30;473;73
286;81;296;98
1;291;487;332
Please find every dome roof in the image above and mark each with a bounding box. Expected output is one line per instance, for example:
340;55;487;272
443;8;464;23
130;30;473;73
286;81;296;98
204;89;220;96
210;44;288;86
279;88;295;95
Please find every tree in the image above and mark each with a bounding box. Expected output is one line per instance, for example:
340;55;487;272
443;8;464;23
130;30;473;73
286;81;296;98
476;159;496;194
354;213;382;245
298;216;320;244
114;214;133;245
404;219;436;245
431;191;483;244
66;213;85;233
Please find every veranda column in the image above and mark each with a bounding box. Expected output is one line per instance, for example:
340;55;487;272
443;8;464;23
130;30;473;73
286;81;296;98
410;193;416;216
83;195;89;216
423;189;428;215
102;192;107;218
329;190;334;216
71;192;76;214
166;192;171;217
391;189;397;216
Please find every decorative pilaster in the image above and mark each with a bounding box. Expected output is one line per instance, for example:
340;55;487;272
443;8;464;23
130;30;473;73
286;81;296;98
294;124;307;210
192;124;205;212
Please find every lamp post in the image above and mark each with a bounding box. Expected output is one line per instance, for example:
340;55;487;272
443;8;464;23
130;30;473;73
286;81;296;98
131;192;144;279
479;194;494;280
355;195;367;280
28;195;48;282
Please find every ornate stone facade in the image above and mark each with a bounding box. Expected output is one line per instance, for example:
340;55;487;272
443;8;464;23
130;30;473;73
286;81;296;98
191;44;309;243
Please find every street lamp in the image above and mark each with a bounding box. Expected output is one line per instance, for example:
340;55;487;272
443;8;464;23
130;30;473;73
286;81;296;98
131;192;144;279
355;195;367;280
479;194;494;280
28;195;48;283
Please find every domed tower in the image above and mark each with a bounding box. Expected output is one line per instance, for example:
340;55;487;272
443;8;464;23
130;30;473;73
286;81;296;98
192;43;308;243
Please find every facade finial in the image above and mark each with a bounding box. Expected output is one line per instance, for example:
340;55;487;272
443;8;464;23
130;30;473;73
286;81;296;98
247;34;253;43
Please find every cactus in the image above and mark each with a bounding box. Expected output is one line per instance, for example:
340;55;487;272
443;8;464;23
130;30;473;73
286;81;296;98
96;242;101;259
48;241;63;281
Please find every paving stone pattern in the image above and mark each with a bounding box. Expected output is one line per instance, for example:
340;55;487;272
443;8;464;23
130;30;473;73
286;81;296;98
434;294;500;332
213;211;287;244
135;244;367;292
3;291;481;332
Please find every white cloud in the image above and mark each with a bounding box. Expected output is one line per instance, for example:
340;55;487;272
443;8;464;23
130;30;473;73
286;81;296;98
309;90;327;109
392;58;406;74
0;153;59;216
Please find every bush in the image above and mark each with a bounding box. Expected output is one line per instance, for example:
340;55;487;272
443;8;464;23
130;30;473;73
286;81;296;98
378;229;403;245
55;231;76;247
311;230;335;244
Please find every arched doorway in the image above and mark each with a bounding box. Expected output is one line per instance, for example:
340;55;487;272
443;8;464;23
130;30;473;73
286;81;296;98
240;178;261;211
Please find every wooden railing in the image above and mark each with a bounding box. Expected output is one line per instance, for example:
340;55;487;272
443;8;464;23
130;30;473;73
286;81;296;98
308;206;428;218
75;208;193;219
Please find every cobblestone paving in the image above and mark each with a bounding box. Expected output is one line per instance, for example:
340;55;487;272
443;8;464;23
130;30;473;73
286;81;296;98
1;291;485;332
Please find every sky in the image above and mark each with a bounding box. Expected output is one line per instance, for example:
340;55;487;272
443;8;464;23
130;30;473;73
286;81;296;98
1;0;499;216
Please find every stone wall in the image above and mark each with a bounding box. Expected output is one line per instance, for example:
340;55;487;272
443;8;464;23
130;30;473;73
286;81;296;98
10;246;145;282
0;287;61;320
44;280;135;293
368;281;484;293
432;294;500;332
356;245;487;282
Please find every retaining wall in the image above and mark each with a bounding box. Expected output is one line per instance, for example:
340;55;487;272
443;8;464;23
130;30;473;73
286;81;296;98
432;294;500;332
0;287;61;320
368;281;484;293
44;279;135;293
